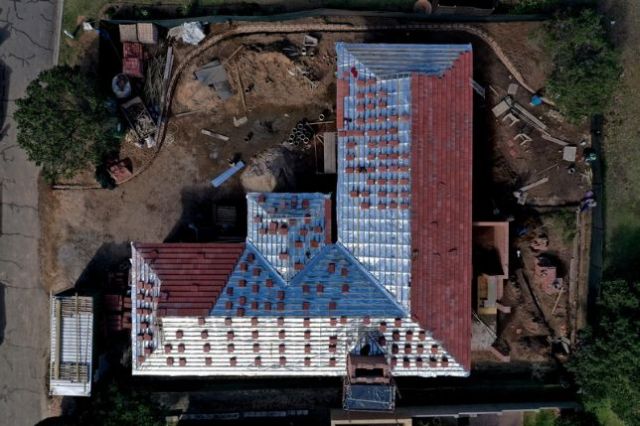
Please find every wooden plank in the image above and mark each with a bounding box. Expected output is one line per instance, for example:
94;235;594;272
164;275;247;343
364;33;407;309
54;298;61;380
323;132;337;174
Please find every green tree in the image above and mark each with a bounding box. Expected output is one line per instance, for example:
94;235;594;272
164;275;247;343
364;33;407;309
78;383;165;426
545;10;620;121
569;280;640;425
14;66;119;182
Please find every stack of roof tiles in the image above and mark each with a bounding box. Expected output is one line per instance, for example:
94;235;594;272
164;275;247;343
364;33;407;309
131;42;473;377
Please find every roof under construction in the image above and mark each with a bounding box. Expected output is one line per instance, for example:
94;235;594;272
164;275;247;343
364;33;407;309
131;42;473;377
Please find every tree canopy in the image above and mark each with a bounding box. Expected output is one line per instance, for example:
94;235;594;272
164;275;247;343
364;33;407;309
14;65;118;182
569;280;640;425
545;10;620;121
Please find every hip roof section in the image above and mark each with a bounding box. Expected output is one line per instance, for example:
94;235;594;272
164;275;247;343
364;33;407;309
134;243;245;317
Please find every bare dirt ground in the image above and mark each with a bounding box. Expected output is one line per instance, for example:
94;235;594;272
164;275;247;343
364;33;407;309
41;20;589;371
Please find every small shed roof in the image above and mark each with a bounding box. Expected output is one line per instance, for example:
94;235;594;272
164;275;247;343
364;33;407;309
49;295;93;397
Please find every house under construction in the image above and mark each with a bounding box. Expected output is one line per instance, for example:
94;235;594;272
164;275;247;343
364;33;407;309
130;42;473;411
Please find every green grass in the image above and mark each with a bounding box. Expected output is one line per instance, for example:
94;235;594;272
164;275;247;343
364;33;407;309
59;0;413;64
603;0;640;282
542;209;577;246
524;410;557;426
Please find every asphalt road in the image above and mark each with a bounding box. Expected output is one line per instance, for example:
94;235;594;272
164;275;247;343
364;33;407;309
0;1;60;425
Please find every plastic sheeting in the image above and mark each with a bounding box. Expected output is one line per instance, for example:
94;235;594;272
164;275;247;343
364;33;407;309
343;384;396;411
168;21;205;45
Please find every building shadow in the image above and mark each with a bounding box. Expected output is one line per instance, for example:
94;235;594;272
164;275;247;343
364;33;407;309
0;282;5;346
0;24;12;133
72;242;131;293
164;185;246;243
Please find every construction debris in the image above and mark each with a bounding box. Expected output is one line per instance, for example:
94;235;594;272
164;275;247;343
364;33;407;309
111;74;131;99
530;235;549;252
194;59;232;100
535;255;563;295
120;97;156;147
502;112;520;127
201;129;229;141
492;100;509;117
122;42;144;79
211;161;245;188
107;159;133;184
119;23;158;45
240;147;297;192
513;177;549;204
233;116;248;127
285;120;315;147
323;132;337;174
562;146;577;162
470;79;486;98
541;133;569;147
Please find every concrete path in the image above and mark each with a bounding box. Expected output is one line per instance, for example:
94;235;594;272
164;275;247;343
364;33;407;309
0;1;60;425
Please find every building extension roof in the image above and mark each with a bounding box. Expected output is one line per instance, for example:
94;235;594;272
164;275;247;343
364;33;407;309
131;42;473;377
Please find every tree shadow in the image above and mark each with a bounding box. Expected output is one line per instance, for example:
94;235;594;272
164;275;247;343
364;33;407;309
605;224;640;283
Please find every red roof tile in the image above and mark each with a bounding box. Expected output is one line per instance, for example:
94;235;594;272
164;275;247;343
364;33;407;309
135;243;244;317
410;51;473;371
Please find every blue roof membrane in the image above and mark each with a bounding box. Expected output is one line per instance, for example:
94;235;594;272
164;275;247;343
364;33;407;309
211;243;405;318
246;192;330;281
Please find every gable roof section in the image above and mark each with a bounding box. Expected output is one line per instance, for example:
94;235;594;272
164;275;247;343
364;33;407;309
410;50;473;371
247;192;331;281
212;243;404;318
134;243;244;317
335;42;473;371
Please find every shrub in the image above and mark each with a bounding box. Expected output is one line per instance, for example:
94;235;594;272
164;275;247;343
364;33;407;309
544;10;620;121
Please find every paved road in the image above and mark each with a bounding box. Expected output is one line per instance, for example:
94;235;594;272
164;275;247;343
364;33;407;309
0;1;60;425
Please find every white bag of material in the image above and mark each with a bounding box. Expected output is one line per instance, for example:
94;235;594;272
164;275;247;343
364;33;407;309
169;22;205;46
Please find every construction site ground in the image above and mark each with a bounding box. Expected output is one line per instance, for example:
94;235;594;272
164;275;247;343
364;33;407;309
41;18;592;381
